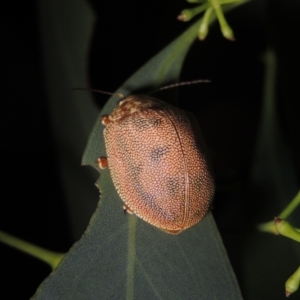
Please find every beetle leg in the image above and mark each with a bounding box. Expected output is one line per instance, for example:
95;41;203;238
97;157;108;169
123;205;134;215
101;116;110;125
163;229;183;235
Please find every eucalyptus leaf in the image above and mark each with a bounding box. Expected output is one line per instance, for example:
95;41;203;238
32;7;243;300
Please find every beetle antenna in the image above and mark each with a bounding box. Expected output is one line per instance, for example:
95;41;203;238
72;88;124;99
152;79;211;94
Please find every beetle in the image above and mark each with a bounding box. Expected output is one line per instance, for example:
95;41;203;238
98;94;215;234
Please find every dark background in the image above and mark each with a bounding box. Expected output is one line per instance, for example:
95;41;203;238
1;0;300;299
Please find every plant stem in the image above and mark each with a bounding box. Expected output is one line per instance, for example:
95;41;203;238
258;190;300;234
199;7;214;40
208;0;235;40
0;230;65;270
178;4;209;22
278;190;300;219
274;218;300;242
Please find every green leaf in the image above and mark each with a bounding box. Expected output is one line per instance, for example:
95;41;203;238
32;10;242;300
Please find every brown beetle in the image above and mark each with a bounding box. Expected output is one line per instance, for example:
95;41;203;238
98;95;214;234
